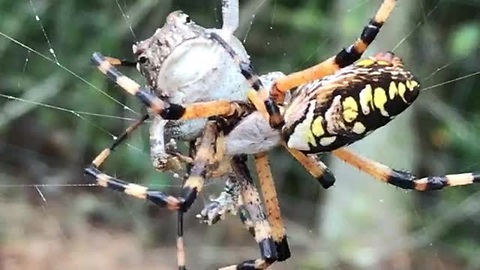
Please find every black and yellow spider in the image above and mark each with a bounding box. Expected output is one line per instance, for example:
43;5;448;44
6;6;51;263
84;0;480;269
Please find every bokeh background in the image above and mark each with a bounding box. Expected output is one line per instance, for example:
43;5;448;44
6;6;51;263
1;0;480;269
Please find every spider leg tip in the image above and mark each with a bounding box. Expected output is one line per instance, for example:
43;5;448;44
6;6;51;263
91;52;105;66
258;238;278;264
275;236;291;261
318;172;336;189
179;187;198;212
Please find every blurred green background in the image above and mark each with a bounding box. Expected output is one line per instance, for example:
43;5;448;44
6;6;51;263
1;0;480;269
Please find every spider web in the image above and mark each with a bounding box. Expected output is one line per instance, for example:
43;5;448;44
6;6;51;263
1;0;480;269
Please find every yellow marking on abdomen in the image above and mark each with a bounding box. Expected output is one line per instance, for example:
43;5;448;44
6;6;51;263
359;84;373;115
373;87;388;117
307;132;317;148
356;59;374;67
352;122;366;134
388;81;398;100
342;97;359;123
311;116;324;137
376;60;390;66
406;80;419;91
398;82;407;102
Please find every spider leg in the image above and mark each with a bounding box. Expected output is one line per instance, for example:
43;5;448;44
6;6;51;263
178;122;220;211
253;153;291;262
104;56;137;67
221;0;239;35
83;113;190;268
92;52;247;121
177;140;198;270
208;33;284;129
91;114;149;167
284;146;336;189
236;186;258;239
220;155;278;270
333;148;480;190
84;121;218;270
82;169;187;266
177;211;186;270
271;0;397;102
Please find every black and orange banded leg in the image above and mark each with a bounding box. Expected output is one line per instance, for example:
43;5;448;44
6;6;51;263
83;112;189;269
90;114;149;168
84;121;218;270
333;148;480;190
85;121;218;211
220;155;278;270
178;122;219;212
103;56;137;67
83;168;186;268
253;153;291;262
271;0;397;103
284;146;336;189
208;33;284;129
236;186;264;240
92;52;246;121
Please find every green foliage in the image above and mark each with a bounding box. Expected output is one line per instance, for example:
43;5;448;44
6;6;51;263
449;22;480;58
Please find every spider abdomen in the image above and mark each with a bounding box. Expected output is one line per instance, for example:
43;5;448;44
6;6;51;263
283;52;420;153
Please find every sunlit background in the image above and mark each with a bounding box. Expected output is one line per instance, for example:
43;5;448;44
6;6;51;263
1;0;480;269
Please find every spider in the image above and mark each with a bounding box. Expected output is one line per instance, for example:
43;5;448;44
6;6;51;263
84;0;480;269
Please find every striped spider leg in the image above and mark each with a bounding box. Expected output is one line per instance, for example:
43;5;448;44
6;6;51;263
199;137;294;269
197;147;293;270
85;116;220;270
218;155;280;270
197;150;286;269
